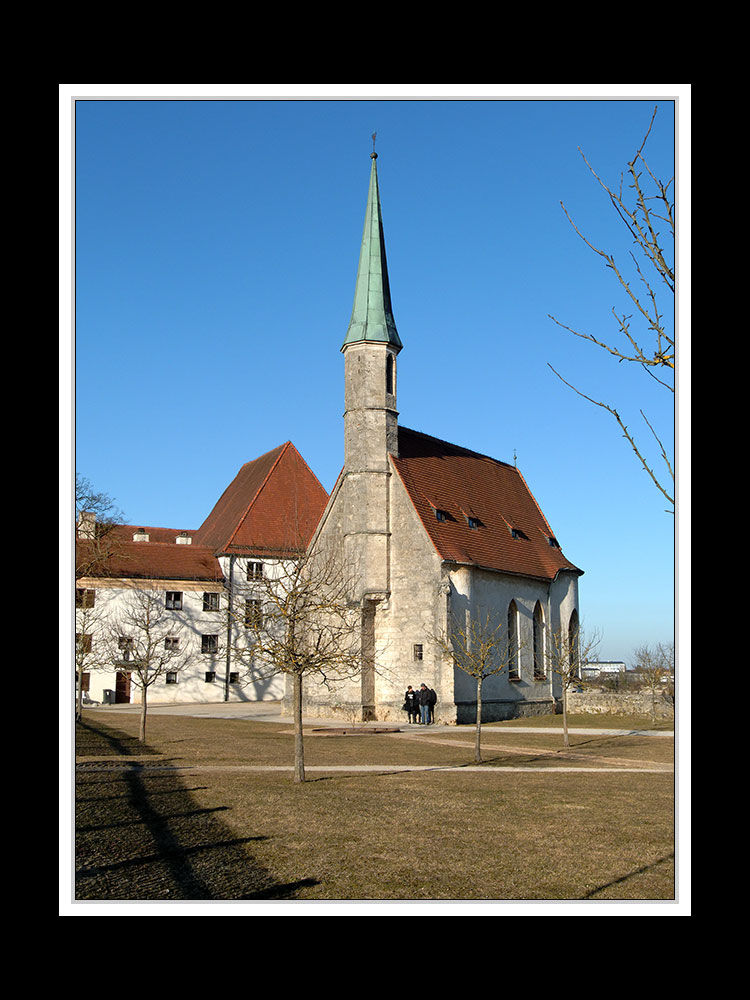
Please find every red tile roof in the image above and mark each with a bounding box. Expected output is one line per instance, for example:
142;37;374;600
76;536;224;583
391;427;582;581
192;441;329;557
76;442;329;580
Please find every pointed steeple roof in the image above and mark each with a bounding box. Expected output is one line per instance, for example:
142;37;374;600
342;152;403;353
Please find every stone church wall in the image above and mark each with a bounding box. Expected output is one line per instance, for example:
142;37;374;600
448;566;580;724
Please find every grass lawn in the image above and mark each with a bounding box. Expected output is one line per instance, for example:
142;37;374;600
72;711;676;904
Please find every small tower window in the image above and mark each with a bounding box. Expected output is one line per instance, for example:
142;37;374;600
386;353;395;395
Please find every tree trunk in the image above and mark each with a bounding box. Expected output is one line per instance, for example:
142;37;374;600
140;686;148;743
76;670;83;722
475;676;483;764
562;683;570;747
293;671;305;783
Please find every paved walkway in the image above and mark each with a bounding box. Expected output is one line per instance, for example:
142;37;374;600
79;701;673;774
85;699;673;738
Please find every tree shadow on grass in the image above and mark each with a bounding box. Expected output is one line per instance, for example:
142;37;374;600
580;852;675;899
75;719;320;901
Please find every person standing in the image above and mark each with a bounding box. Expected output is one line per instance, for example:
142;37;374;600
418;683;431;725
403;685;419;724
428;686;437;724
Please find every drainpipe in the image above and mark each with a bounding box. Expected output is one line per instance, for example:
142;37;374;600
224;554;235;702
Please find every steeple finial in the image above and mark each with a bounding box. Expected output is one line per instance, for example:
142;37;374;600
341;149;402;353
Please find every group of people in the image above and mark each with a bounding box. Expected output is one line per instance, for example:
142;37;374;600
403;684;437;725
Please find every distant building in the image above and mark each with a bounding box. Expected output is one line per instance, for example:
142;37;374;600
582;661;627;679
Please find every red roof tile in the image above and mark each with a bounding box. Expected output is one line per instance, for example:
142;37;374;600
391;427;582;581
192;441;329;557
76;537;224;583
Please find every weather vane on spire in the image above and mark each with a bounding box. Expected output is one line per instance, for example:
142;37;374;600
371;132;377;158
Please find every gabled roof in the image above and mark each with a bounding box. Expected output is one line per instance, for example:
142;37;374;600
192;441;329;557
391;427;582;582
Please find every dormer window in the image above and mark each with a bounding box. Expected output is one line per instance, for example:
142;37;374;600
467;516;480;530
548;536;560;548
510;527;528;540
435;509;449;522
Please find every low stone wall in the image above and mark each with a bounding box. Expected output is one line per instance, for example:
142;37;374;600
566;689;674;719
454;698;557;725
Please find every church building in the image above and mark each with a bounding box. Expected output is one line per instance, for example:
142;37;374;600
300;151;583;723
76;150;582;723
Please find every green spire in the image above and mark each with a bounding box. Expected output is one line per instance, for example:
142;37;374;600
342;153;403;353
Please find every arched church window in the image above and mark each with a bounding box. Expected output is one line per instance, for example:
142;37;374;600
508;600;520;680
568;609;580;679
533;601;546;680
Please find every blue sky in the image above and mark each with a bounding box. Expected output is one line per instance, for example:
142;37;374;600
65;86;688;664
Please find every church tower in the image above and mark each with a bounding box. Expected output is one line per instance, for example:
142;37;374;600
341;151;402;717
340;150;402;610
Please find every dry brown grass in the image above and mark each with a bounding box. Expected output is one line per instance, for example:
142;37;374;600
74;711;675;902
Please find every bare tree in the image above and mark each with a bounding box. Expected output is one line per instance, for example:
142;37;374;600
75;477;127;718
74;588;108;720
633;640;674;723
544;622;601;747
105;588;188;742
232;541;363;783
431;608;525;764
548;106;674;512
75;475;126;579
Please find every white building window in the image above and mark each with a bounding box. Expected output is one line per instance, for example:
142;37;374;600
203;592;220;611
247;562;263;581
201;634;219;654
76;588;96;608
244;599;263;629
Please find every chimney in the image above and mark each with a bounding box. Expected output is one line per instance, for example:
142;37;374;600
132;528;150;542
176;531;192;545
78;511;96;539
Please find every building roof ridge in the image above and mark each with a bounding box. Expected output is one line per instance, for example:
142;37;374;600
224;441;292;550
398;425;517;470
